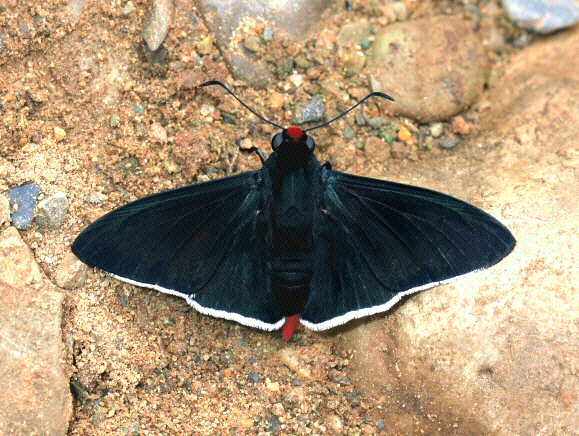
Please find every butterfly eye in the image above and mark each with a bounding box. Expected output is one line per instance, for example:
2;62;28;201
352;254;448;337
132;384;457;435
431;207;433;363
306;136;315;151
272;132;283;150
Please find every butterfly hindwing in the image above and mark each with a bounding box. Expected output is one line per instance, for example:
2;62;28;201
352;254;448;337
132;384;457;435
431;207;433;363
72;171;284;329
301;170;516;329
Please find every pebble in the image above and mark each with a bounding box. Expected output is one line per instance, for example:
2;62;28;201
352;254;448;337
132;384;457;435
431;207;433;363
393;1;408;21
249;372;259;383
196;35;213;56
337;21;372;46
54;251;88;289
0;196;9;226
35;192;69;231
343;127;355;140
452;115;470;135
9;184;40;230
54;126;66;142
502;0;579;34
268;93;285;112
430;122;444;138
289;73;304;88
390;141;407;159
440;136;460;149
243;35;261;53
148;122;167;144
263;27;274;41
142;0;174;51
291;96;325;124
109;114;120;128
200;104;215;116
83;193;105;204
377;419;385;430
397;125;412;144
294;54;310;69
367;116;385;129
364;136;390;162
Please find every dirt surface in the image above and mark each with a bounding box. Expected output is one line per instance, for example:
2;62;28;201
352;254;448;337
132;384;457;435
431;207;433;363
1;1;572;435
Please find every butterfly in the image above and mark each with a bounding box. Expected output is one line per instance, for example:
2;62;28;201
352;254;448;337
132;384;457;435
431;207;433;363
72;81;515;339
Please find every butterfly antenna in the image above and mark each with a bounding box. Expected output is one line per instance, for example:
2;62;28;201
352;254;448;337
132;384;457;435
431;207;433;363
198;80;284;130
304;91;394;133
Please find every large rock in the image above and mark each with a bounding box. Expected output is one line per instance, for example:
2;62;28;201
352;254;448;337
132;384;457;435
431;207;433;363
0;227;72;435
198;0;331;88
341;29;579;435
368;16;489;123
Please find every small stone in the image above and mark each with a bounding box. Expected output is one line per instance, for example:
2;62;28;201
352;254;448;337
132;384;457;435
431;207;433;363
365;136;390;162
196;35;213;56
343;127;355;140
243;35;261;52
390;141;407;159
148;122;167;144
430;122;444;138
452;115;470;135
200;104;215;116
263;27;274;41
440;135;460;149
289;73;304;87
268;93;285;112
377;419;385;430
341;51;366;76
9;184;40;230
337;21;372;46
0;196;10;227
397;125;412;144
35;192;69;231
54;251;88;289
83;193;105;204
328;414;343;434
393;1;408;21
266;381;280;392
294;54;310;69
109;114;120;128
249;372;259;383
54;126;66;142
367;116;385;129
291;96;325;124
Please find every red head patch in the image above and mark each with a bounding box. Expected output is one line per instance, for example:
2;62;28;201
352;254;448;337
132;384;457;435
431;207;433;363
286;127;304;142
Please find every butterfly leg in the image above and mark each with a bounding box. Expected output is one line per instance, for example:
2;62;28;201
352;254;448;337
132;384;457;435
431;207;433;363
239;145;266;165
321;161;332;170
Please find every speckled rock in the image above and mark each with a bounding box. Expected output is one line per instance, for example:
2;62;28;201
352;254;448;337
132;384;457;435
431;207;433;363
197;0;331;88
291;96;325;124
35;192;69;231
8;184;40;230
0;226;72;435
502;0;579;33
340;29;579;436
369;16;489;122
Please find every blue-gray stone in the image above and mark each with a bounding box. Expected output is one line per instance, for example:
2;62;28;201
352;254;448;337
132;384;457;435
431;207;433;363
502;0;579;33
377;419;385;430
249;372;259;383
9;184;40;230
291;96;325;124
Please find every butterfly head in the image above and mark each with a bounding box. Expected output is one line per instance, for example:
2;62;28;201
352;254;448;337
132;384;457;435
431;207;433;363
271;127;315;154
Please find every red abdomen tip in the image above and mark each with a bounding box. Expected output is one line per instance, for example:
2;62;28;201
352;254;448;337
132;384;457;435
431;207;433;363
282;314;301;340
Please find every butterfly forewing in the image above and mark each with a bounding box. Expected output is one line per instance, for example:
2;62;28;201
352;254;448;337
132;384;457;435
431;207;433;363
72;172;284;329
300;170;516;329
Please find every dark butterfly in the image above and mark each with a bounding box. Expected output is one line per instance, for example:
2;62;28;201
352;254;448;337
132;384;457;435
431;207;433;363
72;81;515;339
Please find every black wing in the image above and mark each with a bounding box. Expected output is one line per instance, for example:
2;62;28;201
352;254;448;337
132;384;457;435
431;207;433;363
301;170;516;330
72;171;284;330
